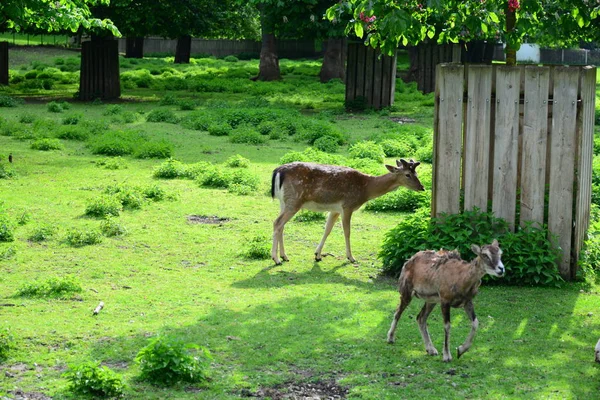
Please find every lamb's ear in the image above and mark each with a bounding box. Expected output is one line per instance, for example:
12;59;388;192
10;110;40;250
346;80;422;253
385;164;396;173
492;239;499;247
471;244;481;255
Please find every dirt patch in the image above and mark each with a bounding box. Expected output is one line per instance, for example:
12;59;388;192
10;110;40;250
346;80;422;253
244;380;349;399
187;215;230;225
390;116;417;124
2;390;53;400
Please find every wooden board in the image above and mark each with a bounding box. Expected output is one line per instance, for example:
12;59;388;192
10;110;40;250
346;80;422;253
464;65;493;211
432;64;464;216
547;67;579;279
520;67;550;226
492;67;521;229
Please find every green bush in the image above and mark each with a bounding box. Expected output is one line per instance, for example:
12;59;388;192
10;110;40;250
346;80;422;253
17;276;83;298
153;158;186;179
180;111;213;131
0;328;15;361
55;125;89;141
18;112;37;123
297;120;345;145
0;164;16;179
64;229;103;247
102;104;123;116
313;135;339;153
379;208;562;286
89;130;144;156
46;101;70;113
349;141;385;163
225;154;250;168
207;123;230;137
224;55;239;62
242;235;271;259
64;362;125;398
100;218;128;237
85;195;123;218
28;224;57;242
178;99;197;111
95;157;128;170
365;188;431;212
0;214;15;242
30;138;63;151
0;95;23;107
294;210;326;223
380;139;416;158
415;141;433;164
62;113;82;125
136;336;212;386
134;140;173;159
142;184;170;201
229;126;267;145
146;109;180;124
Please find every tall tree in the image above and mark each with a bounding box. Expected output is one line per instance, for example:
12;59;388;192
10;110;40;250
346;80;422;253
0;0;118;85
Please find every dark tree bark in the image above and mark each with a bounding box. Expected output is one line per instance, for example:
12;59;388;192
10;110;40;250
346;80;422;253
252;32;280;81
319;37;346;83
79;38;120;101
0;42;8;86
174;35;192;64
125;36;144;58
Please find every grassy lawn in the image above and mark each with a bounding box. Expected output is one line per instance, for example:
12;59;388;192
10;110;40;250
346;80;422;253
0;47;599;399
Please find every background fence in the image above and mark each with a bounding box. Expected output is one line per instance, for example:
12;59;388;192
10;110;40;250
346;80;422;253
432;64;596;279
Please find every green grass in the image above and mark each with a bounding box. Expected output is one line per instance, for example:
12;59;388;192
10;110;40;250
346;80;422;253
0;46;598;399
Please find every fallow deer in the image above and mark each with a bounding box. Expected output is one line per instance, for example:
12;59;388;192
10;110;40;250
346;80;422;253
387;240;505;362
270;159;424;265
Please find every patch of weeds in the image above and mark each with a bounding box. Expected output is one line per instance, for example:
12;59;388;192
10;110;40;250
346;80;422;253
0;164;16;179
62;113;82;125
30;138;63;151
178;99;197;111
146;109;180;124
16;211;30;226
100;217;128;237
294;211;326;223
89;130;144;156
16;276;83;298
0;246;16;260
104;186;145;210
55;125;89;141
18;113;37;124
225;154;250;168
349;141;385;163
313;136;339;153
64;229;103;247
180;111;213;131
242;235;271;259
64;362;125;398
0;328;15;361
207;123;230;137
141;184;170;201
380;139;416;158
102;104;123;116
0;95;23;107
95;157;128;170
136;336;212;386
47;101;71;113
134;140;173;159
229;126;267;145
159;94;178;106
153;158;186;179
0;214;15;242
85;195;123;218
28;224;57;242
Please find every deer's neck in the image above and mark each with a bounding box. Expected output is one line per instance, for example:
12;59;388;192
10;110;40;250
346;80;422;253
366;173;400;200
470;257;488;280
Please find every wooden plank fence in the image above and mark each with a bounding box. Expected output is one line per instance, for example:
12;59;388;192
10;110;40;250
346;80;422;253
432;64;597;279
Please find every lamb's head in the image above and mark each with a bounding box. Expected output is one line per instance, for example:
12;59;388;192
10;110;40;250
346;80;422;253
471;239;505;277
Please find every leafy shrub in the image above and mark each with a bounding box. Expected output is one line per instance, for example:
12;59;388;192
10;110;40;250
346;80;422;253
0;164;16;179
279;147;344;166
100;218;128;237
297;120;345;145
197;165;231;188
62;113;82;125
30;138;63;151
0;328;15;361
242;235;271;259
415;141;433;164
229;126;267;145
207;123;230;136
379;208;562;286
380;139;416;157
46;101;70;113
224;55;239;62
102;104;123;116
141;184;170;201
225;154;250;168
160;94;178;106
180;111;213;131
146;109;179;124
313;135;339;153
64;229;103;247
18;113;37;124
349;141;385;163
365;188;431;212
85;195;123;218
153;158;186;179
29;224;57;242
197;165;260;193
0;246;16;260
0;214;15;242
134;140;173;159
0;95;23;107
294;210;326;222
64;362;125;398
89;130;144;156
178;100;197;111
55;126;89;141
24;70;38;79
136;336;212;386
95;157;128;170
17;276;83;298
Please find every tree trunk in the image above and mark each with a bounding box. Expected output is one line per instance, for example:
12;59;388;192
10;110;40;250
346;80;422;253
253;32;280;81
0;41;8;86
319;37;346;83
174;35;192;64
505;9;517;65
79;38;121;101
125;36;144;58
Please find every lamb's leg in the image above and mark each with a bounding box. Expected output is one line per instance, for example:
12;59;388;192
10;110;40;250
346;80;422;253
387;289;412;344
341;209;355;262
417;303;438;356
595;338;600;363
315;212;339;261
457;300;478;359
441;302;452;362
271;209;297;264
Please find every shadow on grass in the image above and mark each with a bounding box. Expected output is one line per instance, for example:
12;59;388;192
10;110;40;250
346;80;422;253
85;286;596;398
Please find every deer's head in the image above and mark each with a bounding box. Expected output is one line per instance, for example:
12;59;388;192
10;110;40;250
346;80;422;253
385;159;425;192
471;239;505;277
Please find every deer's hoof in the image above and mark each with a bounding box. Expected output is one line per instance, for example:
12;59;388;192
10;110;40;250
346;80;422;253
314;254;322;262
281;256;289;262
272;258;282;266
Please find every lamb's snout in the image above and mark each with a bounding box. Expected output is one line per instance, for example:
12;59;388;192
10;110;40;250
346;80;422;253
496;263;505;277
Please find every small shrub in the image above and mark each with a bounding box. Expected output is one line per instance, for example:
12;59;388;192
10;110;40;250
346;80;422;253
242;235;271;259
153;158;186;179
89;130;144;156
178;100;197;111
207;123;230;137
141;184;169;201
0;328;15;361
30;138;63;151
55;125;89;141
62;113;82;125
294;211;326;223
160;94;178;106
85;195;123;218
64;229;103;247
365;189;431;212
18;113;37;124
100;218;128;237
17;276;83;298
47;101;70;113
349;141;385;163
0;164;16;179
29;224;57;242
297;120;345;145
180;111;213;131
95;157;128;170
64;362;125;398
0;95;23;107
146;109;179;124
313;135;339;153
415;141;433;164
134;140;173;159
0;214;15;242
225;154;250;168
228;183;254;195
0;246;16;260
136;336;212;386
197;165;231;189
380;139;415;157
229;126;267;145
224;55;239;62
102;104;123;116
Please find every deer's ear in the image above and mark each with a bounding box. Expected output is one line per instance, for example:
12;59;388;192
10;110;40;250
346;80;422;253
385;164;396;173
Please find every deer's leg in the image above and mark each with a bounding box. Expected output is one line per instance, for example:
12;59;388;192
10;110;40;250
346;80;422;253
457;300;478;359
271;208;298;265
341;209;355;262
441;302;452;362
417;302;438;356
387;285;412;344
314;212;339;261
